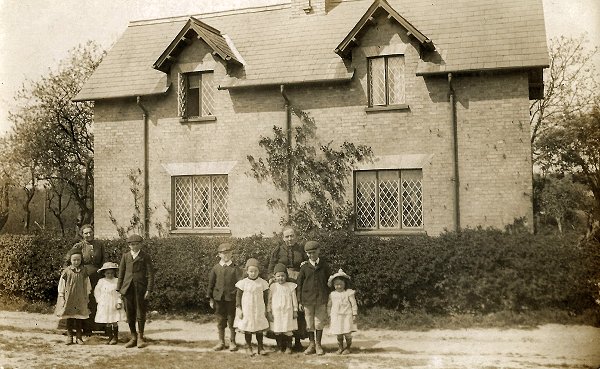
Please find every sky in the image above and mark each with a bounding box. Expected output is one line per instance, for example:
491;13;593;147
0;0;598;137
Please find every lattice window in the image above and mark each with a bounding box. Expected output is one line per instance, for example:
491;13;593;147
355;169;423;230
178;71;215;119
368;55;405;107
173;175;229;230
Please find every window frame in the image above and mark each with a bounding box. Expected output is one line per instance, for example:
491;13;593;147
171;174;230;233
353;169;424;233
178;71;216;122
366;54;408;111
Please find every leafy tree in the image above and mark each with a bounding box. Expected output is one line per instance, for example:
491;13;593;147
537;175;589;234
247;108;373;232
530;34;599;157
6;41;104;232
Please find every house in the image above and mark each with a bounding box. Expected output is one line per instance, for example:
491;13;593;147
75;0;548;238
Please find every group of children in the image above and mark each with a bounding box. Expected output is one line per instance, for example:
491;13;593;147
56;235;358;355
55;234;153;348
208;240;358;356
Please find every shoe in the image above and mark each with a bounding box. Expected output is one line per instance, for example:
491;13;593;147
75;338;84;345
304;342;316;355
65;336;74;345
246;345;255;356
109;327;119;345
124;337;137;348
293;341;303;352
315;343;324;356
228;341;238;352
342;348;351;354
213;342;226;351
257;345;267;356
137;335;147;348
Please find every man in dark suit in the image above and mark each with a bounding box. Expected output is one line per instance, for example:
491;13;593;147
117;234;155;348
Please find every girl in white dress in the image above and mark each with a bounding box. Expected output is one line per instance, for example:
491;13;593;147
327;269;358;355
235;258;270;356
94;262;126;345
267;263;298;354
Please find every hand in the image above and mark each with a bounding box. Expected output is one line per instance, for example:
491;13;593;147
266;311;273;321
116;302;122;310
293;311;298;319
236;307;243;320
298;304;304;312
144;291;150;300
352;315;357;323
209;298;215;309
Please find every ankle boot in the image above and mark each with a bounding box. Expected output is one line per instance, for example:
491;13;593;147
109;326;119;345
342;335;352;354
213;327;226;351
336;335;344;354
304;332;316;355
137;321;147;348
256;333;267;356
105;325;113;345
275;336;283;352
229;329;238;351
315;330;324;355
285;336;293;354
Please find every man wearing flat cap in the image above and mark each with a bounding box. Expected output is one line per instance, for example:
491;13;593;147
117;234;155;348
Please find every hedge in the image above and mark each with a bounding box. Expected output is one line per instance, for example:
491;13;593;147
0;229;598;315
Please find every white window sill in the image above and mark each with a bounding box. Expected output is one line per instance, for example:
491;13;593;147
179;116;217;123
170;229;231;235
354;229;426;236
365;104;409;112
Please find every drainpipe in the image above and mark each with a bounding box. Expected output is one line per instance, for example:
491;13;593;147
136;96;150;238
280;85;293;223
448;73;461;232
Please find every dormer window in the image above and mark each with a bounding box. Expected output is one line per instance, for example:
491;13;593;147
368;55;405;107
178;71;215;121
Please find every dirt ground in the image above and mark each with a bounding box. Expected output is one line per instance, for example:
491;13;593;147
1;310;599;369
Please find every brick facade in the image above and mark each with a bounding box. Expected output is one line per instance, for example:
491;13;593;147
93;11;534;239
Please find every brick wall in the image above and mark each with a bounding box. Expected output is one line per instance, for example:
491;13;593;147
93;14;533;238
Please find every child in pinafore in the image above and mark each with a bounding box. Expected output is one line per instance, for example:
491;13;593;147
267;263;298;354
327;269;358;354
235;258;270;356
94;262;127;345
55;248;91;345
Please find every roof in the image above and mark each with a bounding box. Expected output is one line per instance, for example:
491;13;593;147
74;0;549;101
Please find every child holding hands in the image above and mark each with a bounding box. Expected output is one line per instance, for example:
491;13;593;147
235;258;270;356
267;263;298;354
94;262;126;345
327;269;358;354
55;248;91;345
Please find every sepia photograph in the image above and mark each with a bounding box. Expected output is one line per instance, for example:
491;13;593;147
0;0;599;367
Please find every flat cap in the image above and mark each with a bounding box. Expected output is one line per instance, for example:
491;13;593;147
126;234;144;243
304;240;320;252
218;243;233;253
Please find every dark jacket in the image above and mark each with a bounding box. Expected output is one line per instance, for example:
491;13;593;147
296;259;331;306
268;242;307;276
207;263;242;302
117;250;155;296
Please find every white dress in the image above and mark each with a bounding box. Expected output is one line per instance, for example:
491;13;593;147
234;277;270;333
94;278;127;323
268;282;298;334
328;289;358;335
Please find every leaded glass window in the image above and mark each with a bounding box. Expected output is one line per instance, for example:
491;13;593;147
355;169;423;230
368;55;405;107
173;175;229;230
178;71;215;118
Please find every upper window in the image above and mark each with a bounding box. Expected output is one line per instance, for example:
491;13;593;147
367;55;405;107
172;175;229;230
178;71;215;119
355;169;422;230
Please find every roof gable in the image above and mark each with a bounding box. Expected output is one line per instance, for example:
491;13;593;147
153;17;241;73
335;0;434;58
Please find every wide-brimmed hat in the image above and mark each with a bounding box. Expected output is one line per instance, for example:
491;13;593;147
98;262;119;273
126;234;143;243
327;269;351;288
218;243;233;253
245;258;261;269
273;263;287;274
304;240;320;252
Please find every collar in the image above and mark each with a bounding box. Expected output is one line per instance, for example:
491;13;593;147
219;260;233;267
130;250;141;259
69;266;82;272
309;258;320;267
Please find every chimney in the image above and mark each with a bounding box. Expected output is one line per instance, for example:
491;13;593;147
291;0;329;16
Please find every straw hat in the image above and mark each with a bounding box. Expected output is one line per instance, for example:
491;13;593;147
98;262;119;273
327;269;351;288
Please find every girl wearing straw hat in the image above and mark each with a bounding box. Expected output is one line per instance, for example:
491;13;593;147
95;262;126;345
327;269;358;354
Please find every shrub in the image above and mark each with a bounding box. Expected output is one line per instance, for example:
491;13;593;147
1;229;598;316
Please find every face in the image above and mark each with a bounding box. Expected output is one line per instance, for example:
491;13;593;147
275;271;287;284
70;254;82;267
219;251;232;263
128;241;142;253
82;227;94;242
247;266;259;279
333;278;346;292
283;228;296;246
104;269;116;279
306;248;320;261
